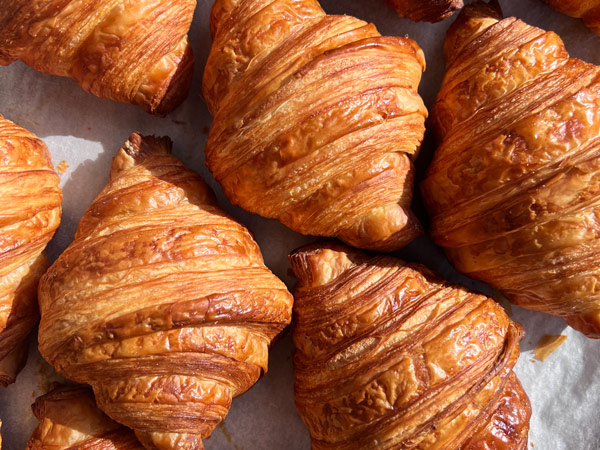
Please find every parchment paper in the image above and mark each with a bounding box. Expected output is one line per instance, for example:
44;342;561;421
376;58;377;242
0;0;599;449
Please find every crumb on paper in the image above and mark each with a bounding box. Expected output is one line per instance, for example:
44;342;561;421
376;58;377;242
534;335;568;362
56;160;69;174
530;359;536;363
171;119;186;126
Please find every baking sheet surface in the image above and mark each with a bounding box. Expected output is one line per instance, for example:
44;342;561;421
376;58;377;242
0;0;599;449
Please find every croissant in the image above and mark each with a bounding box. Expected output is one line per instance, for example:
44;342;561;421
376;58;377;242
202;0;427;252
385;0;464;23
421;1;600;338
544;0;600;36
38;134;293;450
27;385;144;450
290;243;531;450
0;114;62;387
0;1;195;115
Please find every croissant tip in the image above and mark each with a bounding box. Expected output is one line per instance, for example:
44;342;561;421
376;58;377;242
148;42;195;117
289;242;367;288
460;0;503;19
122;133;173;160
109;133;173;178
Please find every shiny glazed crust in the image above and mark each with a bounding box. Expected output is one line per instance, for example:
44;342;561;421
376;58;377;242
38;134;293;450
26;385;144;450
0;114;62;386
202;0;427;252
0;1;196;115
386;0;464;23
544;0;600;36
422;2;600;338
290;243;531;450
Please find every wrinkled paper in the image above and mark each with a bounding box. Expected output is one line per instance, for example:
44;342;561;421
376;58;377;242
0;0;599;448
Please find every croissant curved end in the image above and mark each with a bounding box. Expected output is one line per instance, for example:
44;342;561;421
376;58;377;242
544;0;600;37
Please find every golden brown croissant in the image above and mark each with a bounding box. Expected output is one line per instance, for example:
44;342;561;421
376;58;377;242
38;133;293;450
385;0;464;22
202;0;427;252
544;0;600;36
422;1;600;338
290;243;531;450
27;385;144;450
0;1;195;115
0;114;62;387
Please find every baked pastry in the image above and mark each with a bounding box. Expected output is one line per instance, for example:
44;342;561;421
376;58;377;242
0;1;195;115
26;385;144;450
422;1;600;338
290;243;531;449
544;0;600;36
38;133;293;450
0;114;62;386
386;0;464;22
203;0;427;251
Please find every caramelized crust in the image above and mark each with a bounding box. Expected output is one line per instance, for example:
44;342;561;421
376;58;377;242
422;2;600;338
544;0;600;36
290;243;530;450
0;1;195;115
0;114;62;386
38;134;293;450
202;0;427;252
386;0;464;23
26;385;144;450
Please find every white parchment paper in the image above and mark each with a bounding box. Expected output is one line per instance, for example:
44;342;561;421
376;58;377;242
0;0;599;449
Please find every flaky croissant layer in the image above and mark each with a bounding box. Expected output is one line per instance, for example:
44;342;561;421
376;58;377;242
0;114;62;386
0;0;196;115
290;243;531;450
203;0;427;252
38;133;293;450
422;1;600;338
